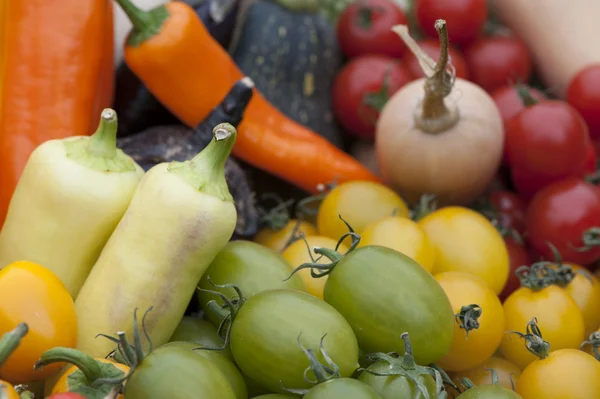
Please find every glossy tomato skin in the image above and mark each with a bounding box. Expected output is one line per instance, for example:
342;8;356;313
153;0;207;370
304;378;383;399
197;240;306;325
566;64;600;140
491;85;546;127
418;207;510;294
583;141;598;175
324;246;455;365
515;349;600;398
47;394;87;399
332;55;412;138
337;0;408;58
317;181;408;242
415;0;487;47
525;178;600;265
456;385;522;398
0;382;19;399
505;100;589;178
254;219;318;253
123;345;236;399
464;36;532;93
0;261;77;384
169;316;233;361
561;263;600;335
449;356;521;397
359;360;437;399
162;341;247;399
230;289;360;394
358;216;435;272
499;285;585;370
499;237;532;302
489;190;527;235
404;38;469;80
282;235;349;299
435;272;505;372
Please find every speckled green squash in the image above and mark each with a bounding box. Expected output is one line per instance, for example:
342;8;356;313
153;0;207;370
231;0;344;148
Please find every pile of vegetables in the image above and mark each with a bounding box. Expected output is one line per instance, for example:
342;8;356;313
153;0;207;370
2;0;600;398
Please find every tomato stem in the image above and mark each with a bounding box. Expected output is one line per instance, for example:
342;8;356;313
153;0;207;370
581;331;600;361
454;304;482;338
359;333;446;399
34;347;103;385
483;367;500;385
515;83;539;107
460;377;476;390
0;323;28;367
572;227;600;253
507;317;551;359
258;193;295;231
410;194;438;221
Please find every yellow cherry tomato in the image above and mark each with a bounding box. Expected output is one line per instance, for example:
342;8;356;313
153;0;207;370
50;358;129;397
254;219;318;253
282;235;349;299
358;216;435;272
0;261;78;383
560;263;600;335
448;356;521;398
516;349;600;398
0;381;18;399
417;206;509;294
499;285;585;370
434;272;505;372
316;181;408;242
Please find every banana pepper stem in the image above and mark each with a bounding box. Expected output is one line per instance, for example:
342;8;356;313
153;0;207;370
88;108;118;159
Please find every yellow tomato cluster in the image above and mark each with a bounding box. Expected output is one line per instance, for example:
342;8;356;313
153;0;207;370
253;180;600;399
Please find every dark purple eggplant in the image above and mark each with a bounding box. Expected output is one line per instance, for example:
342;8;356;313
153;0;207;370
113;0;242;137
117;78;259;238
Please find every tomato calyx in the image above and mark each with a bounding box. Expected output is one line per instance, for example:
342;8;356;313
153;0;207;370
515;82;540;108
356;4;386;29
33;347;127;399
515;257;574;291
454;304;482;338
508;318;551;360
410;193;438;221
0;323;28;367
580;331;600;361
360;69;393;125
395;20;459;134
281;334;340;395
571;227;600;254
359;333;446;399
286;216;361;280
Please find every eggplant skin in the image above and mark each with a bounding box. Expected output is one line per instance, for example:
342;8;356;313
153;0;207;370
231;0;345;148
117;125;259;238
113;0;242;137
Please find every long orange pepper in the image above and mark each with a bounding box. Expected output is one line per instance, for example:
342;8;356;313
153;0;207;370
0;0;114;226
115;0;380;194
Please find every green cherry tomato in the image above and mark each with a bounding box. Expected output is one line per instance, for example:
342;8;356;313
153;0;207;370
251;395;297;399
358;361;437;399
456;385;523;398
304;378;383;399
123;345;236;399
323;245;454;365
197;240;306;326
168;316;233;361
160;341;247;399
230;289;360;394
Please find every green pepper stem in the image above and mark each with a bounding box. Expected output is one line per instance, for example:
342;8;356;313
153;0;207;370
88;108;118;159
34;347;103;385
114;0;154;34
0;323;28;367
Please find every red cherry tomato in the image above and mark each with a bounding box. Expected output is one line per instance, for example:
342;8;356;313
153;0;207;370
526;178;600;266
499;236;532;302
464;35;533;93
337;0;408;59
505;100;589;178
332;55;412;139
415;0;487;47
489;190;527;235
47;394;87;399
566;64;600;140
492;85;547;126
404;38;469;80
583;141;598;175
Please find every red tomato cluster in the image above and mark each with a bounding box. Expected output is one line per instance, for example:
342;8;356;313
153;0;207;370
332;0;535;141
